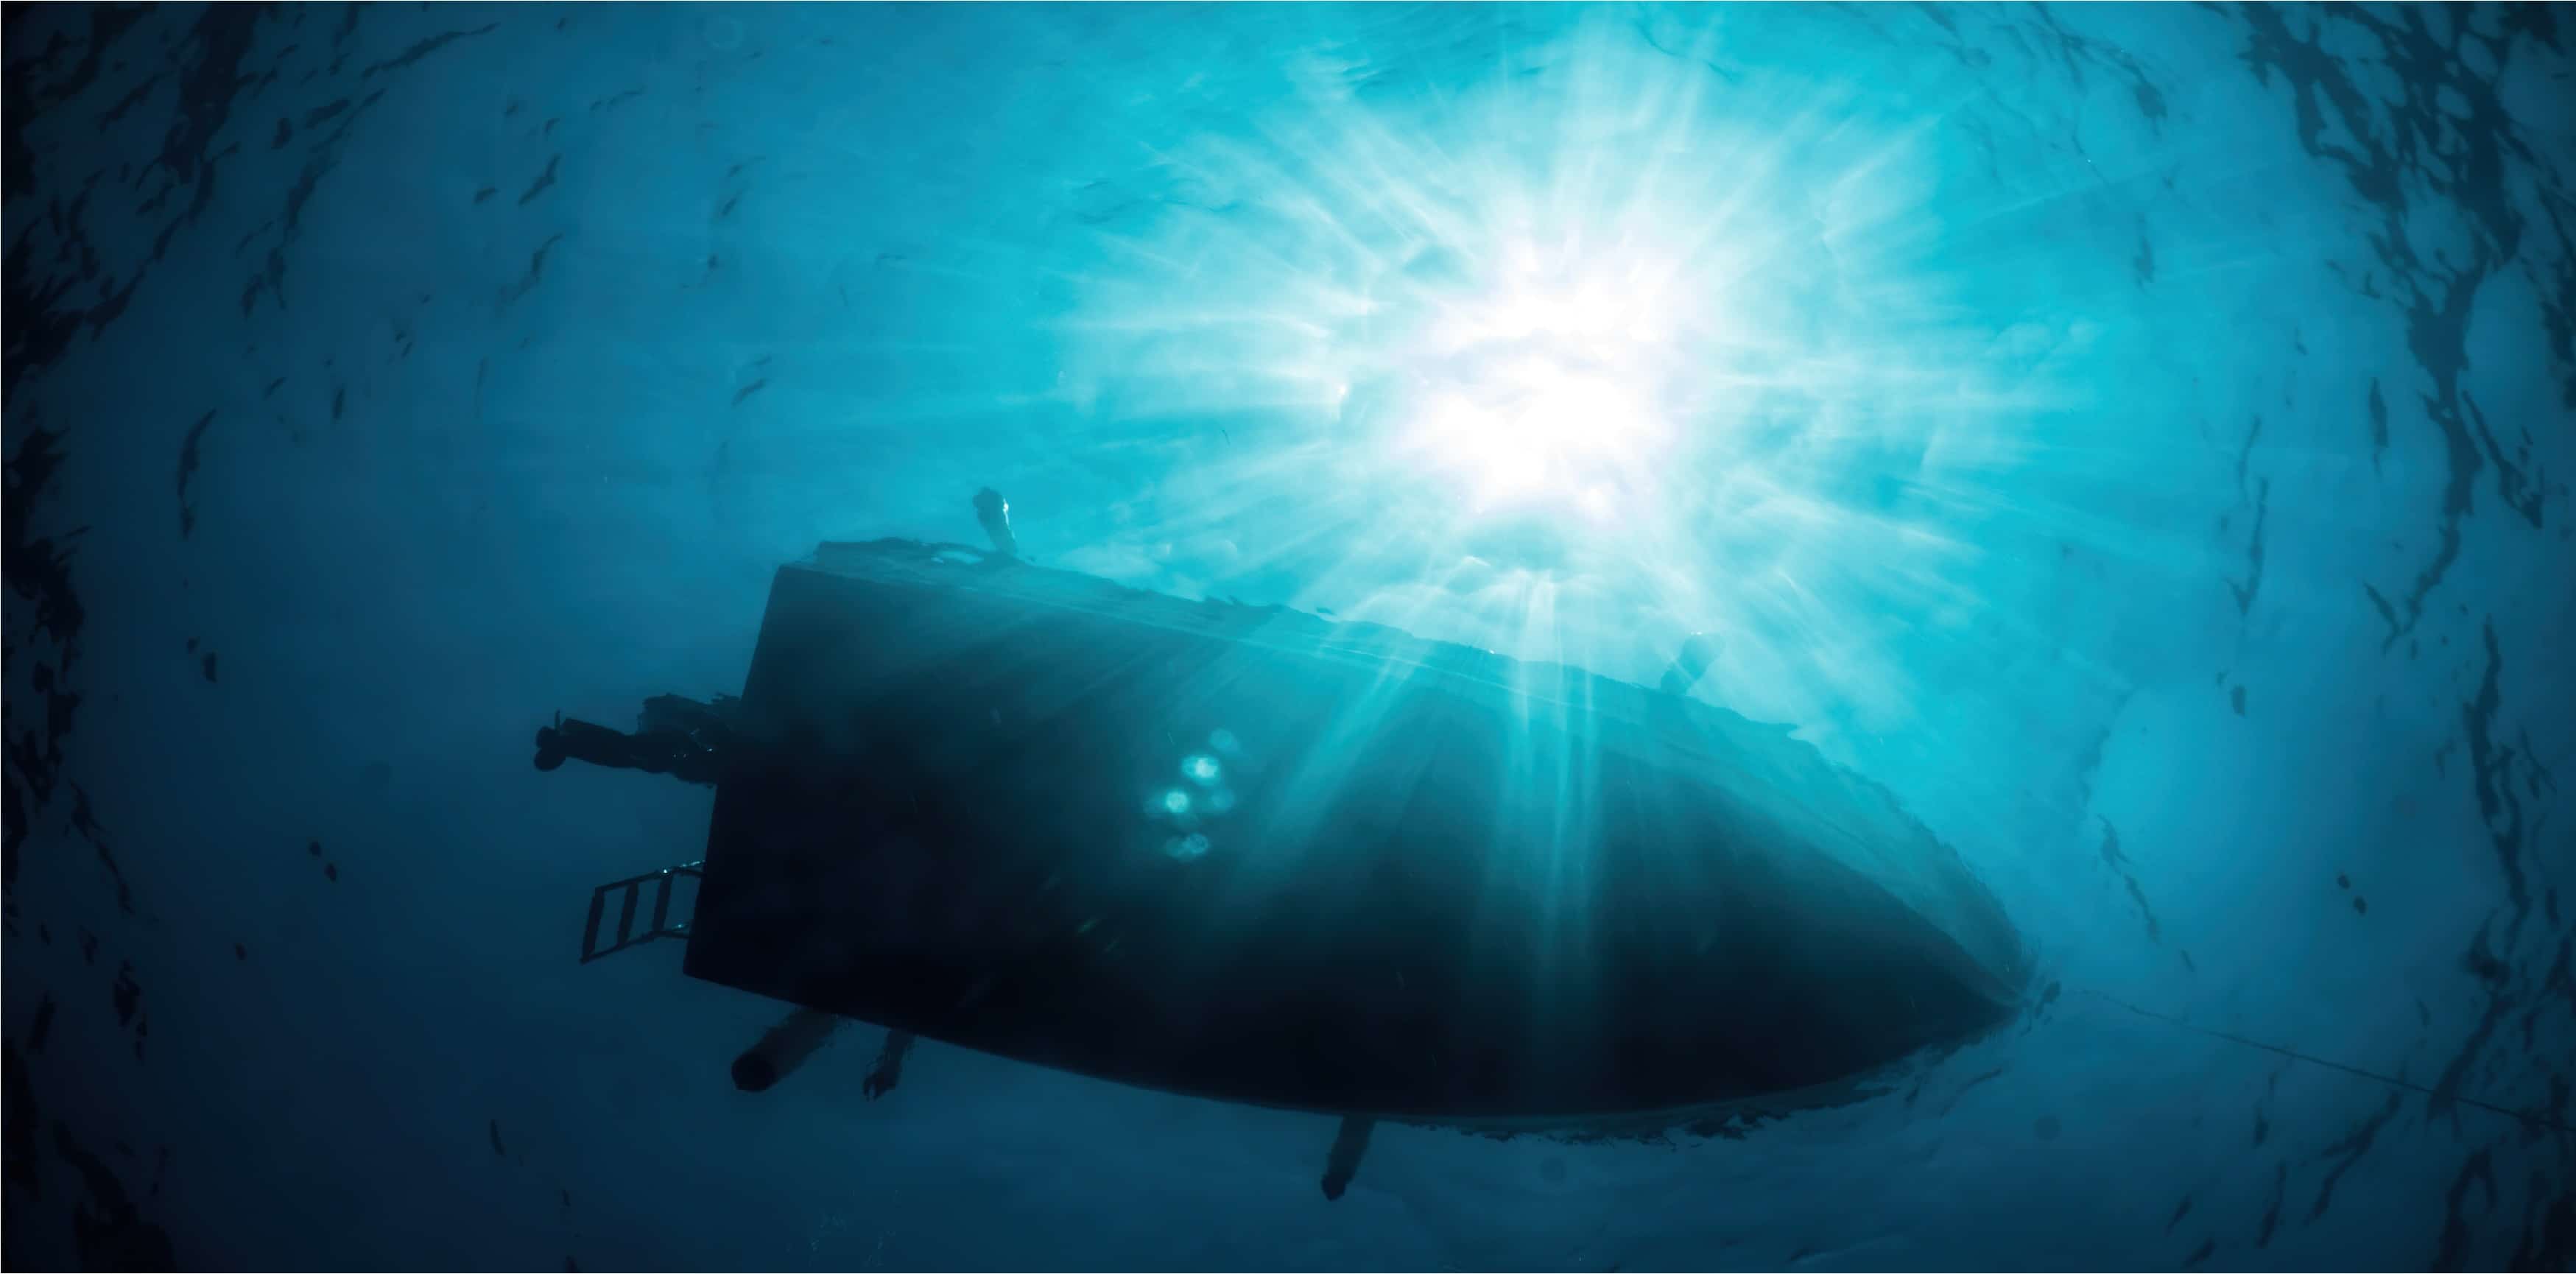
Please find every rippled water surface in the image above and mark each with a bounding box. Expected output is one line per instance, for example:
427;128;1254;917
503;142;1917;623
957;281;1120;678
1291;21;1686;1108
4;4;2572;1270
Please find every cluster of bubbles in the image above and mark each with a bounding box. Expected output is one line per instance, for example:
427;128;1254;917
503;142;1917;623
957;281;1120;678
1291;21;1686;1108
1151;728;1246;861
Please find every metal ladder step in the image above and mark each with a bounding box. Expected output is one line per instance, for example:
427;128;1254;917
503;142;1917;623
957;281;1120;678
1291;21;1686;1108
579;862;703;964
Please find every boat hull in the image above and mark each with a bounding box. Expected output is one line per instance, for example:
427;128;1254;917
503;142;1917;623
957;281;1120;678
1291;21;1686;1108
683;541;2027;1124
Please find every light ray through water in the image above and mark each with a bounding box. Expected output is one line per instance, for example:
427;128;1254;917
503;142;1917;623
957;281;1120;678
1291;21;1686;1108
1041;11;2104;768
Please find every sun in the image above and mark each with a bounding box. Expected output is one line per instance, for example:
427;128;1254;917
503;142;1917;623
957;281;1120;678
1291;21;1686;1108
1399;260;1681;519
1037;7;2027;726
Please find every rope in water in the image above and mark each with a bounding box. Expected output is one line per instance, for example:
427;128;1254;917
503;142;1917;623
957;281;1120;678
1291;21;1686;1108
2076;988;2575;1137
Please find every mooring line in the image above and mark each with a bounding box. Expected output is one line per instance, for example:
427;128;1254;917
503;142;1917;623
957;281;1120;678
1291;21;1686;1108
2073;988;2575;1136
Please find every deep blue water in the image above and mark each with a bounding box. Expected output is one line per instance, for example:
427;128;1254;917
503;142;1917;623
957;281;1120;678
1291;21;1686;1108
4;3;2572;1270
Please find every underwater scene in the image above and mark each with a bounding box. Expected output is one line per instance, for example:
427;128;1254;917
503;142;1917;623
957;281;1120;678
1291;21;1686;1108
3;3;2572;1270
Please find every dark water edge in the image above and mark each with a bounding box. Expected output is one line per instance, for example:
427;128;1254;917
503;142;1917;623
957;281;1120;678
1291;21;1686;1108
4;4;2572;1270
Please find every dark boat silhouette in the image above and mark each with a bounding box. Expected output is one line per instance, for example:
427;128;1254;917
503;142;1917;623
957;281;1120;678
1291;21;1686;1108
546;501;2029;1196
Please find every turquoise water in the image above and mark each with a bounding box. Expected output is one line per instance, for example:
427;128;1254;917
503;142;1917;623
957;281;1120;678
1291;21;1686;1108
4;3;2570;1268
